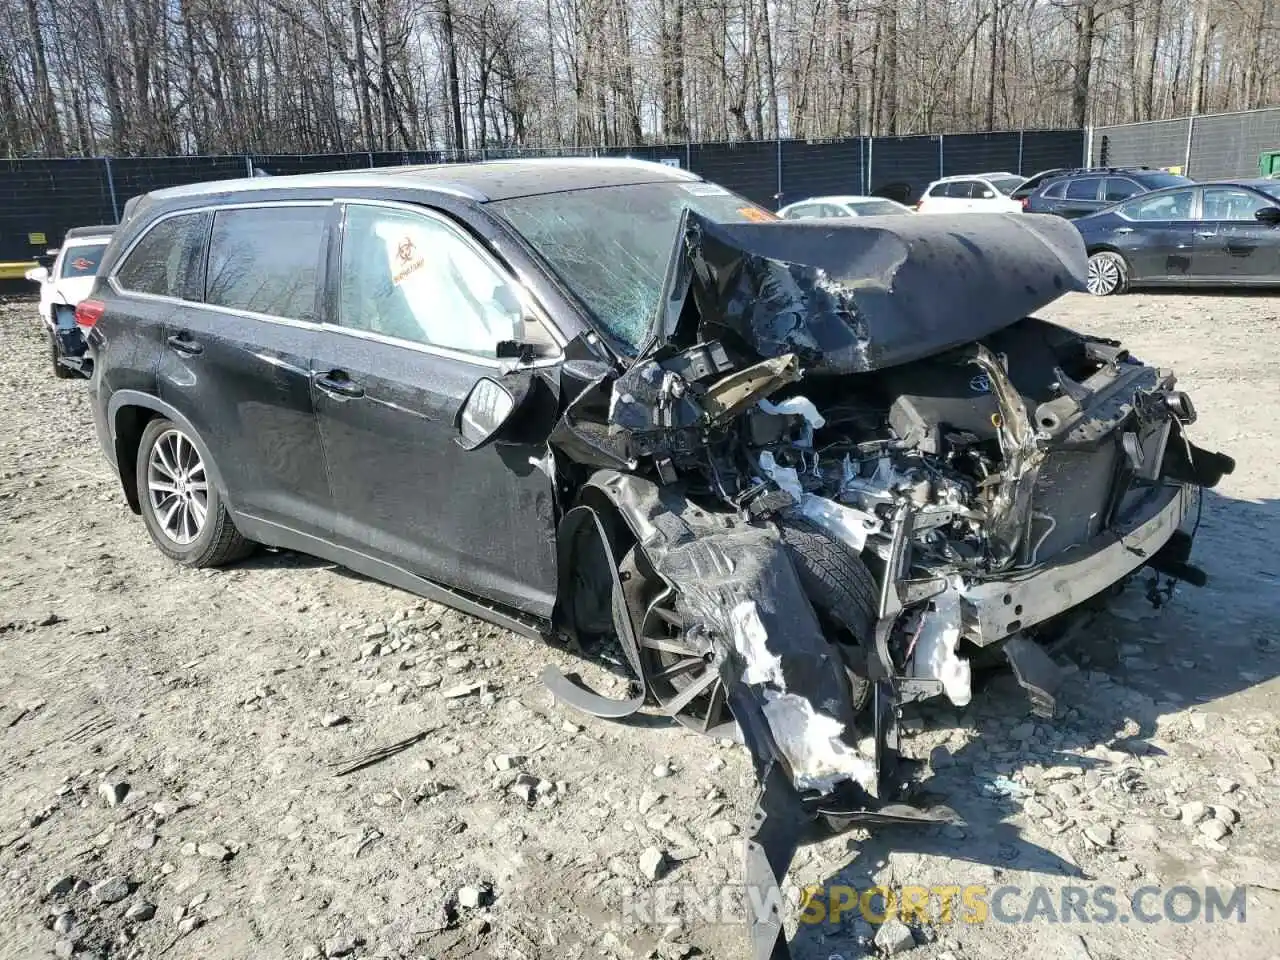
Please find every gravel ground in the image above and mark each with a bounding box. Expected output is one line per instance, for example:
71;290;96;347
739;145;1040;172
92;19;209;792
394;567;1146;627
1;290;1279;960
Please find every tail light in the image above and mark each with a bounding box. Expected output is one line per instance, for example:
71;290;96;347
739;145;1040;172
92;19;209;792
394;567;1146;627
75;299;105;328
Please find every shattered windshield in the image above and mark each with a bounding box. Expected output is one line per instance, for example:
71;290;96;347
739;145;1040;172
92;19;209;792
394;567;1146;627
492;181;774;353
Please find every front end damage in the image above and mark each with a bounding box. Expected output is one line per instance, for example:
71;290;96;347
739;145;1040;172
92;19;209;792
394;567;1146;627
542;211;1234;957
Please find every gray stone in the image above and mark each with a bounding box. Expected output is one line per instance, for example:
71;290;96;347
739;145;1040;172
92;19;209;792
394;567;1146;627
1023;799;1053;819
98;781;128;807
178;916;203;935
323;935;358;958
652;762;673;779
53;940;75;959
639;846;667;882
90;876;130;904
45;875;76;896
638;791;664;815
321;713;349;728
702;820;738;842
359;641;382;659
301;945;322;960
363;623;388;640
1083;824;1113;848
53;911;76;934
197;842;232;862
456;885;489;909
874;917;916;955
125;901;156;922
1179;801;1209;825
1211;804;1240;825
1048;782;1080;801
1199;818;1231;841
491;754;523;771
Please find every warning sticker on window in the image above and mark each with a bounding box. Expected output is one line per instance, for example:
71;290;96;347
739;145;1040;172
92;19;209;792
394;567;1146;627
392;235;425;285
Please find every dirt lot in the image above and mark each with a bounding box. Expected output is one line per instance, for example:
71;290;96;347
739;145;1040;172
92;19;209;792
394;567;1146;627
2;290;1279;960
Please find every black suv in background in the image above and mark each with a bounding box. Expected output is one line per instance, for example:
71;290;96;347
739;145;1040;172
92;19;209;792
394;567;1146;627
1024;167;1192;218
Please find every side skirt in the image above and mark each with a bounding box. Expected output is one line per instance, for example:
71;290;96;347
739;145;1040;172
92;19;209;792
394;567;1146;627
232;512;551;643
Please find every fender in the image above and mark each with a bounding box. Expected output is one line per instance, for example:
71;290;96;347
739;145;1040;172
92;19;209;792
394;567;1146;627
106;390;233;513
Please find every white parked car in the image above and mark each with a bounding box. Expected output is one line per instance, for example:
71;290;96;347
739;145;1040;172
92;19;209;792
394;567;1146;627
777;195;915;219
917;173;1026;214
24;224;115;378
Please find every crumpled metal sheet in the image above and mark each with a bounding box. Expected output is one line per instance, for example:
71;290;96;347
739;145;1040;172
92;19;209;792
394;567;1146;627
650;209;1089;374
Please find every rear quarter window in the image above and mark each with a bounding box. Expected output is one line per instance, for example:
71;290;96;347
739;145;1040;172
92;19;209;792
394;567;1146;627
114;212;212;300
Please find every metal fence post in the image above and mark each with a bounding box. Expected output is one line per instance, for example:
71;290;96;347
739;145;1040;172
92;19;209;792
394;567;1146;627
867;138;874;194
367;151;374;168
776;137;783;205
103;157;119;222
244;156;253;177
938;135;944;178
1183;116;1195;176
1082;127;1092;167
1018;131;1025;174
685;141;692;170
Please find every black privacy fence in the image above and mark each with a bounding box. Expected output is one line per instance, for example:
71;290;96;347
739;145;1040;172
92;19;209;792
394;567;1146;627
0;130;1087;263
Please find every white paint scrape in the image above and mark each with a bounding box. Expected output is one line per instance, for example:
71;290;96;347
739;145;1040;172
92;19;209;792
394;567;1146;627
909;578;972;706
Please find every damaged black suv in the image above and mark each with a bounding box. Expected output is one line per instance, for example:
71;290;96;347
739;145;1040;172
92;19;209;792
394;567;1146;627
84;159;1233;957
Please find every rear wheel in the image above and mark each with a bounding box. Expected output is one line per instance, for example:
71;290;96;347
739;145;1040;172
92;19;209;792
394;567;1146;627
135;418;254;567
625;520;877;736
49;329;75;379
1087;251;1130;296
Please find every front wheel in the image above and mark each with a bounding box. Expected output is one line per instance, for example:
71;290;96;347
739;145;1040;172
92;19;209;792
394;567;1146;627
135;418;254;567
1086;251;1130;296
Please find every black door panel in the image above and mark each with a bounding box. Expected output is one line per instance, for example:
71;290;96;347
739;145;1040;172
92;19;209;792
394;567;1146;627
158;310;332;533
311;333;558;617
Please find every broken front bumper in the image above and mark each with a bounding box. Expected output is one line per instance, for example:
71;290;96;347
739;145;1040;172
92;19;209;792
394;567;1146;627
959;481;1196;646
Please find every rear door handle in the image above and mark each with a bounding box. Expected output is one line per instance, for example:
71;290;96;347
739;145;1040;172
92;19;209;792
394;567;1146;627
1114;227;1134;234
1195;231;1216;238
166;333;203;356
313;371;365;399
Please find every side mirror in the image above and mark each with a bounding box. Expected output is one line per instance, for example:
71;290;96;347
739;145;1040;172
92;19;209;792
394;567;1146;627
25;266;49;283
457;376;526;450
1254;206;1280;225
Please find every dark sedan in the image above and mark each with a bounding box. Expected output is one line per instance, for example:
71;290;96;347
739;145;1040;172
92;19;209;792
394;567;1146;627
1075;179;1280;294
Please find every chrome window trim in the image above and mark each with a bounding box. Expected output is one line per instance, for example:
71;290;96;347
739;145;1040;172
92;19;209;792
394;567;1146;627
107;196;567;371
331;197;567;365
1115;186;1200;223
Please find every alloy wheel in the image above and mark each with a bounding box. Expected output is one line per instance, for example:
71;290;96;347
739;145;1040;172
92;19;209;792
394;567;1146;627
146;429;208;545
1087;254;1121;295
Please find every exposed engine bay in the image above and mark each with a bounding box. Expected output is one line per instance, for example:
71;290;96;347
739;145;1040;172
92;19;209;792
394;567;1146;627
542;210;1235;960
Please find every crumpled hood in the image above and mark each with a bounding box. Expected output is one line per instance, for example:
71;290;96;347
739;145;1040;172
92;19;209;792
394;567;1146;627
648;209;1089;374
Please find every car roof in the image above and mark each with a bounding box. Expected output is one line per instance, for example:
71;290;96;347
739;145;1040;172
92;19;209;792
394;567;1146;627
932;172;1020;183
785;195;900;205
145;158;702;204
1200;178;1280;189
63;224;116;240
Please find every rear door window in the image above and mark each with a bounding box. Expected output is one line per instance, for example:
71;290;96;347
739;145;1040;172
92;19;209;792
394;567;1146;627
1042;180;1068;199
114;212;212;300
1103;178;1142;202
60;244;105;278
205;205;329;321
1065;177;1102;201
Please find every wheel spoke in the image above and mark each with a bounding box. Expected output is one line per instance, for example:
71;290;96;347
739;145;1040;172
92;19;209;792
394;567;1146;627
651;656;706;681
148;479;178;494
637;633;703;657
161;499;182;532
660;668;719;716
190;495;207;528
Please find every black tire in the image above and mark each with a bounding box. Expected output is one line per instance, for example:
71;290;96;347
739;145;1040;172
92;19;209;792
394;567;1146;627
50;329;75;379
135;417;254;567
1086;250;1130;296
779;518;878;711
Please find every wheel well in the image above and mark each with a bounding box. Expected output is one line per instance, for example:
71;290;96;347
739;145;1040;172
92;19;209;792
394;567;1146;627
554;490;637;640
1087;244;1126;259
113;406;159;515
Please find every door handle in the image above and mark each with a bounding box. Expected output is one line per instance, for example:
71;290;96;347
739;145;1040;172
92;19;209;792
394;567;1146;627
1195;231;1216;238
1114;227;1134;234
313;371;365;399
166;333;203;356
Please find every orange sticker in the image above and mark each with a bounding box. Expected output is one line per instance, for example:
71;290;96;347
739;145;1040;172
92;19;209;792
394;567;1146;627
391;235;425;285
738;206;778;223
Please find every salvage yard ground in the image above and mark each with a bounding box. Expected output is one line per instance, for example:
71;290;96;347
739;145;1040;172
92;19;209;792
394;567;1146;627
1;290;1280;960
